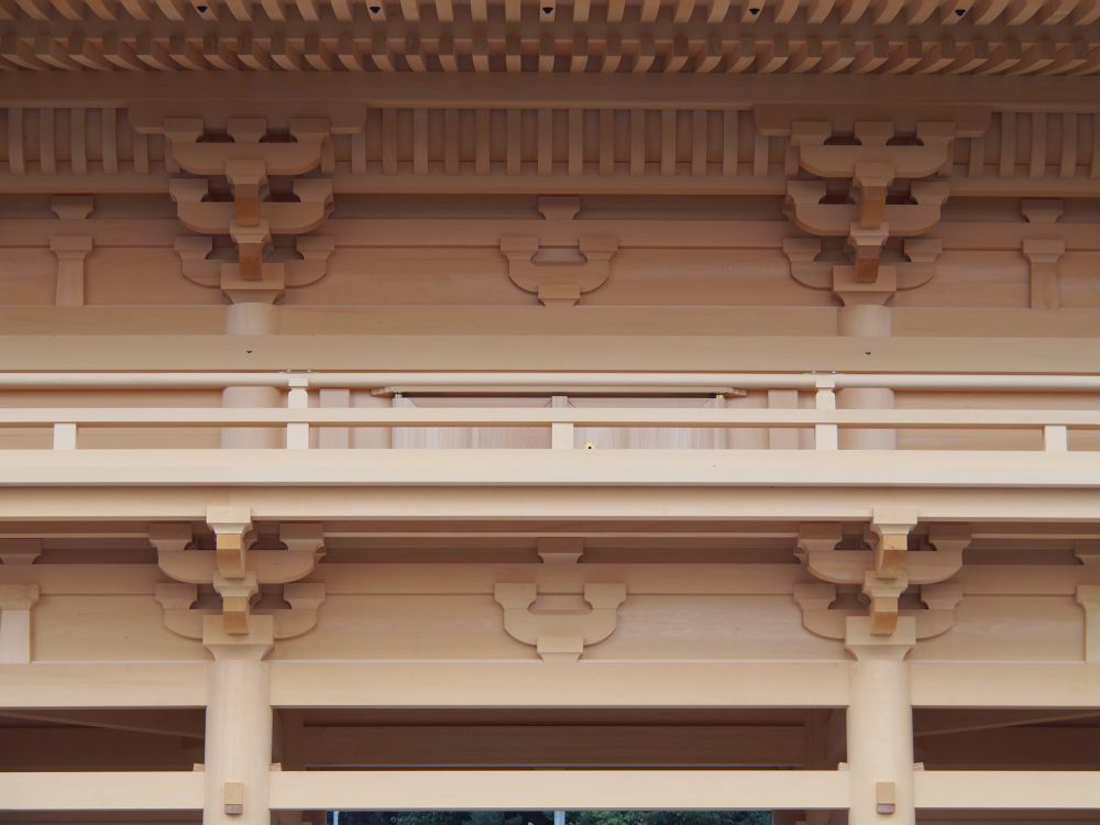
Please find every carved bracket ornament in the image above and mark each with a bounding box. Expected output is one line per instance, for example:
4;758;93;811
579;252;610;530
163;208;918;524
500;197;619;307
494;581;627;661
151;507;325;649
163;118;335;303
781;120;958;303
793;509;968;643
784;237;941;307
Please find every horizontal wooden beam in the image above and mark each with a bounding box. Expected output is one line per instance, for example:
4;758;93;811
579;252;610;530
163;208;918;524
3;484;1100;525
5;335;1100;373
7;406;1100;429
2;447;1100;488
911;663;1100;708
915;771;1100;808
296;724;808;767
4;72;1100;111
271;661;851;707
0;771;203;810
0;661;1097;711
269;768;850;810
0;663;206;708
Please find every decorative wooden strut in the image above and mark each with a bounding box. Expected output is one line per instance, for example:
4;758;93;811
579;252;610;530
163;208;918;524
164;118;335;303
500;197;619;307
494;581;626;661
0;539;41;665
1021;199;1067;311
47;196;94;307
781;120;958;302
151;508;326;644
1074;541;1100;663
793;510;969;641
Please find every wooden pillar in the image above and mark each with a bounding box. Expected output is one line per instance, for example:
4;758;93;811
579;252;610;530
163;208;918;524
222;302;282;449
845;617;915;825
838;304;895;450
204;622;274;825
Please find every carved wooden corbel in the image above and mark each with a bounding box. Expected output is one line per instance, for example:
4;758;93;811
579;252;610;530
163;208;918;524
156;582;324;642
163;117;334;302
794;522;842;564
164;117;329;178
790;121;956;181
795;580;962;642
494;582;626;661
786;180;948;240
0;538;42;566
795;513;967;640
500;197;619;307
173;234;335;304
151;513;325;639
783;119;952;286
784;237;940;306
537;537;584;564
170;179;332;238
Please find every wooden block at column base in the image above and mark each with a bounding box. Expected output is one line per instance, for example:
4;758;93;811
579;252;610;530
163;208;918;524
224;780;244;816
875;781;896;814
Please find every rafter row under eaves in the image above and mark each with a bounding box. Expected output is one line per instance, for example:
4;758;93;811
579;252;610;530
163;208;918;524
3;0;1100;72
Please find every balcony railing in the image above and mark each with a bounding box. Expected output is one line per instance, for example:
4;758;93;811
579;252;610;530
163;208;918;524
0;406;1095;453
0;371;1098;453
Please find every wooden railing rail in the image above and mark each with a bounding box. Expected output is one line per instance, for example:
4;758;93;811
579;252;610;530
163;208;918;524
0;407;1091;452
2;372;1100;392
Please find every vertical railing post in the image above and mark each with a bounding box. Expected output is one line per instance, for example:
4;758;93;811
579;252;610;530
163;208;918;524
52;422;77;450
550;394;574;449
814;376;838;451
1044;424;1068;452
285;375;310;450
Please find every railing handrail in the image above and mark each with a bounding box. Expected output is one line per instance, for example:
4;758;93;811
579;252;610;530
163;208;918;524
3;407;1098;428
3;372;1100;392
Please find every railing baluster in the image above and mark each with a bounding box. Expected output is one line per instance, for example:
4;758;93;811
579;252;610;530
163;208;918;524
286;375;311;450
53;422;77;450
551;422;575;450
814;376;838;451
1043;424;1068;452
550;394;574;450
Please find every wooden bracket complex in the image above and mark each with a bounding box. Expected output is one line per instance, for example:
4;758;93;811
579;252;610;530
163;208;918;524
500;197;619;307
494;581;626;661
781;120;955;299
151;510;326;642
163;117;334;303
794;513;968;642
784;237;940;306
174;234;335;304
